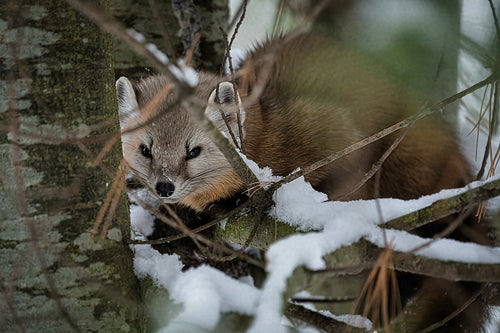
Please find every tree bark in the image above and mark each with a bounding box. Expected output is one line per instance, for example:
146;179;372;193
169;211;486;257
0;1;142;331
110;0;229;80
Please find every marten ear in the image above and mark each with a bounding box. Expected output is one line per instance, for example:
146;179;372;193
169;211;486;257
205;81;245;145
116;77;139;130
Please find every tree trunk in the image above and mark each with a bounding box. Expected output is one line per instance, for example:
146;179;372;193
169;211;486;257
0;1;142;331
110;0;229;80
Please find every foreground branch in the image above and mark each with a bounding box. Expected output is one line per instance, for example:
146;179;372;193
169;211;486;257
182;98;260;187
383;177;500;231
272;74;497;189
215;177;500;249
285;304;367;333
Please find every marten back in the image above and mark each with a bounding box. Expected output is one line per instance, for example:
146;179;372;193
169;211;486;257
117;34;491;332
238;35;471;201
237;36;490;332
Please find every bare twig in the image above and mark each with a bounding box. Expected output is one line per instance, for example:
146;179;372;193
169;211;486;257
272;74;497;190
148;0;176;59
272;0;287;37
419;283;489;333
64;0;175;79
285;303;367;333
182;96;259;187
291;296;356;304
220;0;247;152
337;126;412;200
228;0;247;32
99;163;127;242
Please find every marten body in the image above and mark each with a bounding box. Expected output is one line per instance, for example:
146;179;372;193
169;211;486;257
117;34;491;332
117;35;470;209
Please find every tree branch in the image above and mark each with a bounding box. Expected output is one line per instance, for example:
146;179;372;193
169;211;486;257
271;74;497;190
383;177;500;231
285;303;367;333
182;97;260;187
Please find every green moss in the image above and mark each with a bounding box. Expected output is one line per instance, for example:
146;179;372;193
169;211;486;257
215;211;301;250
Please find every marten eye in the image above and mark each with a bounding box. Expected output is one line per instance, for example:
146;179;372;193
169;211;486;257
140;144;152;159
186;146;201;160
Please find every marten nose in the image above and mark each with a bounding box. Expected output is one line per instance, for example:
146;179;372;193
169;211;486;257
155;182;175;197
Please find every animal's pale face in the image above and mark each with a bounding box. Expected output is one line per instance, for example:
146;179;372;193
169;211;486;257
123;108;234;206
117;75;246;211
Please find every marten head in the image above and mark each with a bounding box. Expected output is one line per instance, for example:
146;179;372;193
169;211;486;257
116;74;246;212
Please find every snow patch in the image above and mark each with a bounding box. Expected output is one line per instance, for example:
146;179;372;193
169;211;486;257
126;28;199;87
134;245;260;330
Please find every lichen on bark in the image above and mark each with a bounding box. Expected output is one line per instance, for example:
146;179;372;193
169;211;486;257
0;1;142;331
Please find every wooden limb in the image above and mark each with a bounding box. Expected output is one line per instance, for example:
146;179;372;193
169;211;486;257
383;177;500;231
215;177;500;252
65;0;177;81
213;211;300;250
272;74;497;190
285;303;367;333
182;97;260;188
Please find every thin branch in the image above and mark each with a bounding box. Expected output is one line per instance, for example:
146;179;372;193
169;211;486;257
182;96;260;187
382;177;500;231
221;33;246;152
474;84;493;179
419;283;490;333
228;0;247;32
148;0;176;60
291;296;356;304
221;0;247;152
337;126;411;200
127;188;265;269
308;240;500;283
285;303;367;333
64;0;176;80
272;74;497;191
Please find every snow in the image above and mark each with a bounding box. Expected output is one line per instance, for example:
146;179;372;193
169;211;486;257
239;152;283;184
127;28;146;43
133;245;259;331
128;187;156;240
129;172;500;332
293;291;373;330
273;175;500;264
124;3;500;332
126;28;199;87
246;175;500;332
168;60;199;88
146;43;169;64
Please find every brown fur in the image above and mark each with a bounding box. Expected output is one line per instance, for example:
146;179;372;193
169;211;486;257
117;34;492;332
180;167;243;212
236;35;471;202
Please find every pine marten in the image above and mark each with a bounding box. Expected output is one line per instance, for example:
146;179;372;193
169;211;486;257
116;34;492;332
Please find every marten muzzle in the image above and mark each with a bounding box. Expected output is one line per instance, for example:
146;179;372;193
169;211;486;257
155;182;175;198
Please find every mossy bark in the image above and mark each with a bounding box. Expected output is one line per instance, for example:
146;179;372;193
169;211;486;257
0;1;142;331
